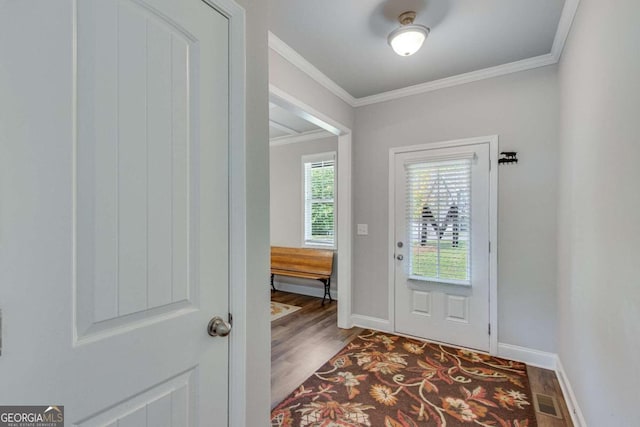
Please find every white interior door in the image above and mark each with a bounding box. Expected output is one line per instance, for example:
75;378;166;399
0;0;230;424
393;142;491;352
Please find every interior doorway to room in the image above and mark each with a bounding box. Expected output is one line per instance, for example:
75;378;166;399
268;102;339;301
390;137;498;353
267;87;353;407
267;86;353;322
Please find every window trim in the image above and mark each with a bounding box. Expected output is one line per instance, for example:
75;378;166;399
302;151;337;249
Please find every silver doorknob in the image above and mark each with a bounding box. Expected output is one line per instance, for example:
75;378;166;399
396;254;404;260
208;316;232;337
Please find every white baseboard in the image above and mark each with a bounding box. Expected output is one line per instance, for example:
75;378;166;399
497;343;557;370
350;314;392;332
497;344;586;426
555;356;587;427
274;281;337;300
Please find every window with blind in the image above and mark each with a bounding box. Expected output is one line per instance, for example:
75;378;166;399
405;157;471;285
303;152;336;247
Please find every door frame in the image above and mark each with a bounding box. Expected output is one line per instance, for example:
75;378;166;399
388;135;499;354
202;0;248;425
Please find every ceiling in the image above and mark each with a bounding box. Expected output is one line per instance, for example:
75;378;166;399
268;0;566;99
269;102;326;141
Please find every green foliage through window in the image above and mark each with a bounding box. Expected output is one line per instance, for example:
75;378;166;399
304;157;335;245
406;159;471;284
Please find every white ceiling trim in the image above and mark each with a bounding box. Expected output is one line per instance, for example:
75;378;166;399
550;0;581;60
269;84;346;135
270;129;333;146
354;53;557;106
269;119;300;135
268;0;579;107
268;32;357;106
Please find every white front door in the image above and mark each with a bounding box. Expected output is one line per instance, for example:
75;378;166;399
393;141;492;352
1;0;230;424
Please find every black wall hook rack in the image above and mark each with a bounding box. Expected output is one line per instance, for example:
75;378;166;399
498;151;518;165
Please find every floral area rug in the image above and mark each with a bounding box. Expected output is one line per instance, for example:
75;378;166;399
271;301;302;321
271;330;536;426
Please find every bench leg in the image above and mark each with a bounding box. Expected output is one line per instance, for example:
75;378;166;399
271;273;276;292
321;278;332;306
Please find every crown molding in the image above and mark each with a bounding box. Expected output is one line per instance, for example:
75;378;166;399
269;119;299;136
268;31;356;106
269;0;580;107
269;129;333;147
353;53;557;106
550;0;580;61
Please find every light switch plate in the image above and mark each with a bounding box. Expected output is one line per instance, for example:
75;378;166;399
357;224;368;235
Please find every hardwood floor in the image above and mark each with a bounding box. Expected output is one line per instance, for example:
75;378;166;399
271;291;363;408
527;365;574;427
271;291;573;426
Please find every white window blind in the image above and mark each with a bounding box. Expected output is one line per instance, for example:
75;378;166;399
303;153;335;247
406;157;471;285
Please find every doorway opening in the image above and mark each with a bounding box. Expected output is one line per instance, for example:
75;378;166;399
268;85;353;406
268;85;352;326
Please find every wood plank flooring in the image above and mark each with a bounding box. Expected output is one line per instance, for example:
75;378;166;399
271;292;363;408
527;365;574;427
271;291;573;426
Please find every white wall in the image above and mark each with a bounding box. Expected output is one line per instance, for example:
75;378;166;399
270;137;339;293
236;0;271;425
557;0;640;425
353;66;560;352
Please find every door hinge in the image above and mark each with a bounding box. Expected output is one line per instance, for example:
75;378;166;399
489;159;492;171
489;241;491;253
488;323;491;335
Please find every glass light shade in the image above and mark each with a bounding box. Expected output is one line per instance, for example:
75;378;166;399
388;25;429;56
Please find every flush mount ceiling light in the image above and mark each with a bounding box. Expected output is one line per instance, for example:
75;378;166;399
388;11;430;56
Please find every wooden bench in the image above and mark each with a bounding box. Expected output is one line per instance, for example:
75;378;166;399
270;246;334;305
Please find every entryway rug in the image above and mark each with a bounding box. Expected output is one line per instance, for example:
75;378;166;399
271;301;302;322
271;330;537;426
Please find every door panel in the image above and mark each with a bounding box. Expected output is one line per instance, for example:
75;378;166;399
394;143;490;352
75;370;194;427
0;0;229;424
76;0;199;339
